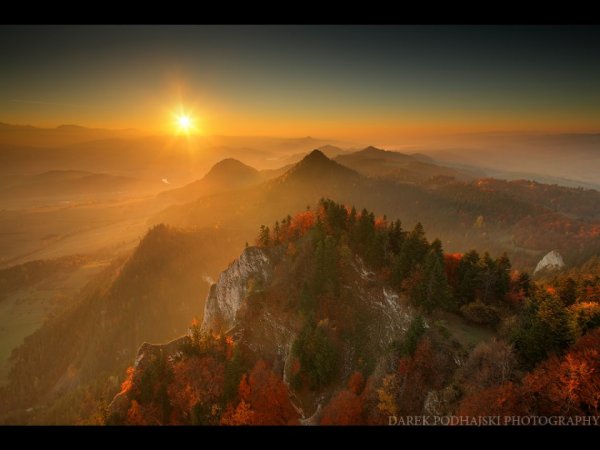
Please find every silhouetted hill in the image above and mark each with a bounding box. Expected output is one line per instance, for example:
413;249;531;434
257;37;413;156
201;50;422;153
151;150;365;242
272;145;348;167
203;158;260;184
152;149;600;272
158;159;262;203
0;225;246;421
277;149;360;186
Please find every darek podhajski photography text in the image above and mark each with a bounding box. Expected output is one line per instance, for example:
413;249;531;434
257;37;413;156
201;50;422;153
388;416;600;426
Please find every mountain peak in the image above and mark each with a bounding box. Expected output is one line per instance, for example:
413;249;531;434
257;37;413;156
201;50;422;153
279;149;359;185
293;149;343;172
203;158;260;183
304;149;329;162
158;159;261;202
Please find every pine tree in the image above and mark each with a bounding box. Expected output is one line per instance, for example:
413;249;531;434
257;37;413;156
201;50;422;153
257;225;271;247
457;250;481;306
495;253;511;301
513;293;575;368
479;252;497;304
412;241;452;313
388;220;404;256
393;222;429;287
357;208;375;251
313;235;338;295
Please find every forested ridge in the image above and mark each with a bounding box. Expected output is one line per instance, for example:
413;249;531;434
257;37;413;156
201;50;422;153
110;199;600;425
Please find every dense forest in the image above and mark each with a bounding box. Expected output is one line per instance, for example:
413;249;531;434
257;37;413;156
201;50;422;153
109;199;600;425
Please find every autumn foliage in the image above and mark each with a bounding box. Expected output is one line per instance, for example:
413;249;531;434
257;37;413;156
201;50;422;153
168;355;225;424
459;329;600;416
221;359;299;425
119;366;135;395
320;372;367;425
396;338;450;415
320;390;364;425
113;199;600;427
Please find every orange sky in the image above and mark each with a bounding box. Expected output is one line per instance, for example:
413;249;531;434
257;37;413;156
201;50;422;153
2;26;599;142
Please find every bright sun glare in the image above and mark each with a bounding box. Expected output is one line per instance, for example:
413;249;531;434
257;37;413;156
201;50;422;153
171;105;200;136
177;114;192;132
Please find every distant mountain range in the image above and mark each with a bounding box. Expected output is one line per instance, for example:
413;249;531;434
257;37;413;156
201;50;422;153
152;149;600;270
421;132;600;188
334;146;483;182
2;123;599;190
0;124;350;182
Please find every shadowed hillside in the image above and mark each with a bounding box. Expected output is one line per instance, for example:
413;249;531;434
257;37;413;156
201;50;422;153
0;225;245;423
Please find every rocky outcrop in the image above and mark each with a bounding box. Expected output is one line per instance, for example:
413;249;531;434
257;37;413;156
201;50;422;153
534;250;565;275
106;336;190;422
202;246;272;333
134;336;190;371
199;244;416;420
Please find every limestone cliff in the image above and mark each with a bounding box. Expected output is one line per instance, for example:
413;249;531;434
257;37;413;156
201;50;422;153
534;250;565;275
202;246;272;333
109;239;419;422
198;246;416;418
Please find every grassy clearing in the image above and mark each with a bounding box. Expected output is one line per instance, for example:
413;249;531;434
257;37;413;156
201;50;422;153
431;309;496;350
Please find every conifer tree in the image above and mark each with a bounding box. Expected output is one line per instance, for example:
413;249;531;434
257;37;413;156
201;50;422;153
412;240;452;312
457;250;481;306
393;222;429;286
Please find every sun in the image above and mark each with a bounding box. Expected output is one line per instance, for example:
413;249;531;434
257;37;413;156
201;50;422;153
177;114;193;133
170;105;201;136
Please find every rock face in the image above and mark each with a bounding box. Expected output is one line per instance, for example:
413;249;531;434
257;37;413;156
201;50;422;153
134;336;190;371
199;245;416;419
109;238;419;422
202;246;272;333
534;250;565;275
106;336;190;422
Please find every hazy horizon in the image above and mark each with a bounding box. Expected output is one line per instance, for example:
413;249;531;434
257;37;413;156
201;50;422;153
2;25;600;141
